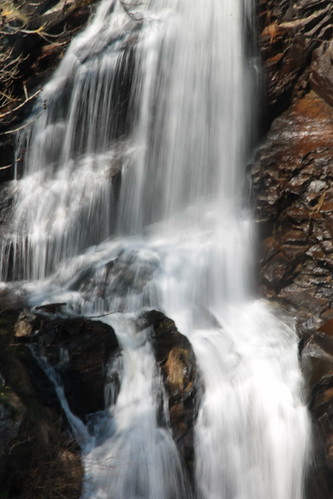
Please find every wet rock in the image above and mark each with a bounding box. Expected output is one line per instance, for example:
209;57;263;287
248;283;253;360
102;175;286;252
310;42;333;107
29;315;120;418
0;376;26;452
319;319;333;337
0;309;83;498
258;0;333;120
252;90;333;323
301;325;333;498
141;309;201;481
14;309;40;337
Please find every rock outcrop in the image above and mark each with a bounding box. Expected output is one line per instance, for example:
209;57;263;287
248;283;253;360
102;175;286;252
0;305;201;496
0;309;83;499
258;0;333;120
142;310;201;481
252;90;333;326
19;312;121;417
256;1;333;496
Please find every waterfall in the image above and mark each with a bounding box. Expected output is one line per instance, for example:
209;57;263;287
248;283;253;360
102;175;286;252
0;0;311;498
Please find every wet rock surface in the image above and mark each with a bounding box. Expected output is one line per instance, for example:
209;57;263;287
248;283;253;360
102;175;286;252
258;0;333;120
0;304;202;496
140;309;201;481
300;322;333;497
255;3;333;495
16;311;120;417
255;2;333;493
252;90;333;326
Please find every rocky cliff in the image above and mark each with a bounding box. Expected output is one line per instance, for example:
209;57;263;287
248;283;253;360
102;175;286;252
256;1;333;496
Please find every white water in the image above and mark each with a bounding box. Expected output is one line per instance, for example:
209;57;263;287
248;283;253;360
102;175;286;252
0;0;311;498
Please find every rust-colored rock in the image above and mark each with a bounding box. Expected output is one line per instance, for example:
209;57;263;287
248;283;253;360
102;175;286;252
258;0;333;119
319;319;333;337
252;90;333;324
142;309;201;481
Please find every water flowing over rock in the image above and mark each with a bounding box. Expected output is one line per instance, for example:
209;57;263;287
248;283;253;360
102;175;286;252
0;0;313;497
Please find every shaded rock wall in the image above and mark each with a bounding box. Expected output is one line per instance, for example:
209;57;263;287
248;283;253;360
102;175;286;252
0;309;83;499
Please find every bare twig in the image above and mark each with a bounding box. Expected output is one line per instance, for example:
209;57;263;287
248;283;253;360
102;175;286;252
0;88;41;119
0;112;42;135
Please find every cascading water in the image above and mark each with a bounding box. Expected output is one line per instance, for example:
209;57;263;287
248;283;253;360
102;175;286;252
0;0;311;498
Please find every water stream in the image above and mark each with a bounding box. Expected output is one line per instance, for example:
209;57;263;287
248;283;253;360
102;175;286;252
0;0;311;497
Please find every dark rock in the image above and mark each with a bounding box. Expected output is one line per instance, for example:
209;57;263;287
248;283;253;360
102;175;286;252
300;327;333;499
35;302;67;314
257;0;333;121
0;309;83;498
141;309;201;481
310;42;333;107
30;315;120;418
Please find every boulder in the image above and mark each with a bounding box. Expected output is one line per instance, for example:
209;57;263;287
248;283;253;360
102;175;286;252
140;309;201;481
20;313;120;418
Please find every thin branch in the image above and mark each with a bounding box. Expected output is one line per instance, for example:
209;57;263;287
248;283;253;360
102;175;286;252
0;112;42;135
0;88;41;119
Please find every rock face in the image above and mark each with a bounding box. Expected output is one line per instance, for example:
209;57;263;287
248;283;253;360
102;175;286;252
300;322;333;497
252;90;333;326
258;0;333;120
256;1;333;496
